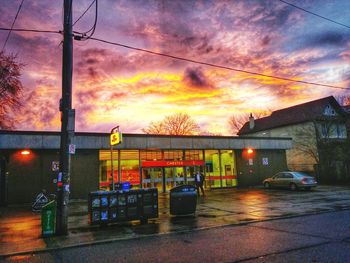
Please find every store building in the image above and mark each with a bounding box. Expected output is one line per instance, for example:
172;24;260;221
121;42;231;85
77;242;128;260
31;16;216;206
0;131;292;204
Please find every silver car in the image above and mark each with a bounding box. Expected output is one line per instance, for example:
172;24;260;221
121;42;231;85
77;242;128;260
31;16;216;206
263;171;317;191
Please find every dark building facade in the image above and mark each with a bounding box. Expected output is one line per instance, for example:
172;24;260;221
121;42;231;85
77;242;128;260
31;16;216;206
0;131;292;204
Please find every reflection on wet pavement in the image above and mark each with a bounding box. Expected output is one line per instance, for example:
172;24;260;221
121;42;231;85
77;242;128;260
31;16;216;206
1;185;350;256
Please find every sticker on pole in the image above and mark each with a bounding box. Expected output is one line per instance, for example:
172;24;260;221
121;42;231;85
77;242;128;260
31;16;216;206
69;144;76;154
110;132;122;146
52;161;59;172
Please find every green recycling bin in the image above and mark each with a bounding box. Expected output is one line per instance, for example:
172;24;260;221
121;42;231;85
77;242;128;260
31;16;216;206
41;200;56;237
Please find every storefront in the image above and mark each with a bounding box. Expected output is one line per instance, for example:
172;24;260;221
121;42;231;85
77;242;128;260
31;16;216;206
98;149;238;193
0;131;292;204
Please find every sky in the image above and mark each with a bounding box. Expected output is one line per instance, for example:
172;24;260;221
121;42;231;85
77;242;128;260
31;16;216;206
0;0;349;135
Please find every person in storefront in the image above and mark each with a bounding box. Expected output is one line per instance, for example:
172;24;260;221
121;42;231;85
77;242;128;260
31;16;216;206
194;171;205;196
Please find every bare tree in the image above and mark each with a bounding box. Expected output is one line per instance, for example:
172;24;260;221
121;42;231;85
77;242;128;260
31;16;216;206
141;121;166;135
293;122;319;165
142;113;200;135
0;52;23;129
228;110;271;135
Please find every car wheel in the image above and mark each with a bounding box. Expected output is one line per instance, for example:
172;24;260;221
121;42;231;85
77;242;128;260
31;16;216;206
264;182;270;189
289;183;297;191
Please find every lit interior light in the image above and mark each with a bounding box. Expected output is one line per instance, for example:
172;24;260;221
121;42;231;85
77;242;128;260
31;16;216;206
21;150;31;155
247;148;254;154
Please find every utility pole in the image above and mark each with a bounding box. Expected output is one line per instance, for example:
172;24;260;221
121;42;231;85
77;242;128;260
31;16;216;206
56;0;75;235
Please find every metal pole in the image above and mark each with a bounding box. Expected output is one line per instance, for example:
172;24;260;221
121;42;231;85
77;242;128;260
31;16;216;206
110;126;119;190
56;0;74;235
118;149;121;183
110;144;114;190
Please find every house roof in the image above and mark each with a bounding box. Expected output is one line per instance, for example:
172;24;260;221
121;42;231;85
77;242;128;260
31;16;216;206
238;96;348;135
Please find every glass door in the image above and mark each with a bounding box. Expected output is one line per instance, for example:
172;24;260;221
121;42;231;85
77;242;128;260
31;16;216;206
205;150;221;188
142;168;163;193
165;167;185;191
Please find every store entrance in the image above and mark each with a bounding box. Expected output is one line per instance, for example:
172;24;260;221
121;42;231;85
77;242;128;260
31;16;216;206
142;166;192;193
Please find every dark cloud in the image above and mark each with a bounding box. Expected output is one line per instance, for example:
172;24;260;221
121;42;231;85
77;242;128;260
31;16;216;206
75;48;141;81
183;67;211;88
261;35;271;46
309;32;348;47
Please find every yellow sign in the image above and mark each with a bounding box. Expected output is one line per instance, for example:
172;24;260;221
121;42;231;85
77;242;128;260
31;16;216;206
110;132;122;146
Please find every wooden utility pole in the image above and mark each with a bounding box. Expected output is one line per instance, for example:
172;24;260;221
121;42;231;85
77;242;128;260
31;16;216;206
56;0;75;235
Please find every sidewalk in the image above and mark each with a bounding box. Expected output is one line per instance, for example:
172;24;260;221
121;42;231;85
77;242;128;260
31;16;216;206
1;186;350;257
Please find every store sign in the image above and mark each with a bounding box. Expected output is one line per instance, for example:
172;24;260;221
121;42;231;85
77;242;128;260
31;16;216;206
142;160;204;167
110;132;122;146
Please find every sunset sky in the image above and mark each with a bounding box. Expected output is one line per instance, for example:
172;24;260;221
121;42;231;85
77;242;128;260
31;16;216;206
1;0;349;135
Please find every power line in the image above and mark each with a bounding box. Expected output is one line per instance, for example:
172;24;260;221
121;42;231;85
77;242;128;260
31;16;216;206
87;36;348;90
73;0;96;26
2;0;25;52
73;0;98;40
278;0;350;29
0;27;61;34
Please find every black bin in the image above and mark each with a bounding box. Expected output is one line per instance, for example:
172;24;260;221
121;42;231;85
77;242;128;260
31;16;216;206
170;185;197;215
88;188;158;225
88;191;110;224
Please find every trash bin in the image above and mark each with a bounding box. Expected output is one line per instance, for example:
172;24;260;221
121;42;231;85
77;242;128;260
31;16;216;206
170;185;197;215
41;200;56;237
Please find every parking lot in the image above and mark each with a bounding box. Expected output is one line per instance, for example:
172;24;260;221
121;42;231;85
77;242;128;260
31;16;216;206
1;185;350;257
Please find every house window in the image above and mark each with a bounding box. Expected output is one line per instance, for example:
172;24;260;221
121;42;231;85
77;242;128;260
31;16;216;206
320;123;347;139
337;124;347;138
321;124;328;138
329;124;338;138
323;105;336;116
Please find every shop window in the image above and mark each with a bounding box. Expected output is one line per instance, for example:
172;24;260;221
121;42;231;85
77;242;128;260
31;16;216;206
120;150;140;187
99;150;119;190
185;150;203;160
163;150;183;161
140;150;162;161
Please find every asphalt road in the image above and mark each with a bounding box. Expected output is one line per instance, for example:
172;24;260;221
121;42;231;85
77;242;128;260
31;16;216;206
1;210;350;263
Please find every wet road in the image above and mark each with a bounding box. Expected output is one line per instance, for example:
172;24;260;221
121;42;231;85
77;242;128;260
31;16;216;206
2;210;350;263
1;185;350;257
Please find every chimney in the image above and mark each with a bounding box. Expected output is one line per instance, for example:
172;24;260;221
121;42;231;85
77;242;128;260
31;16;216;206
249;113;255;130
